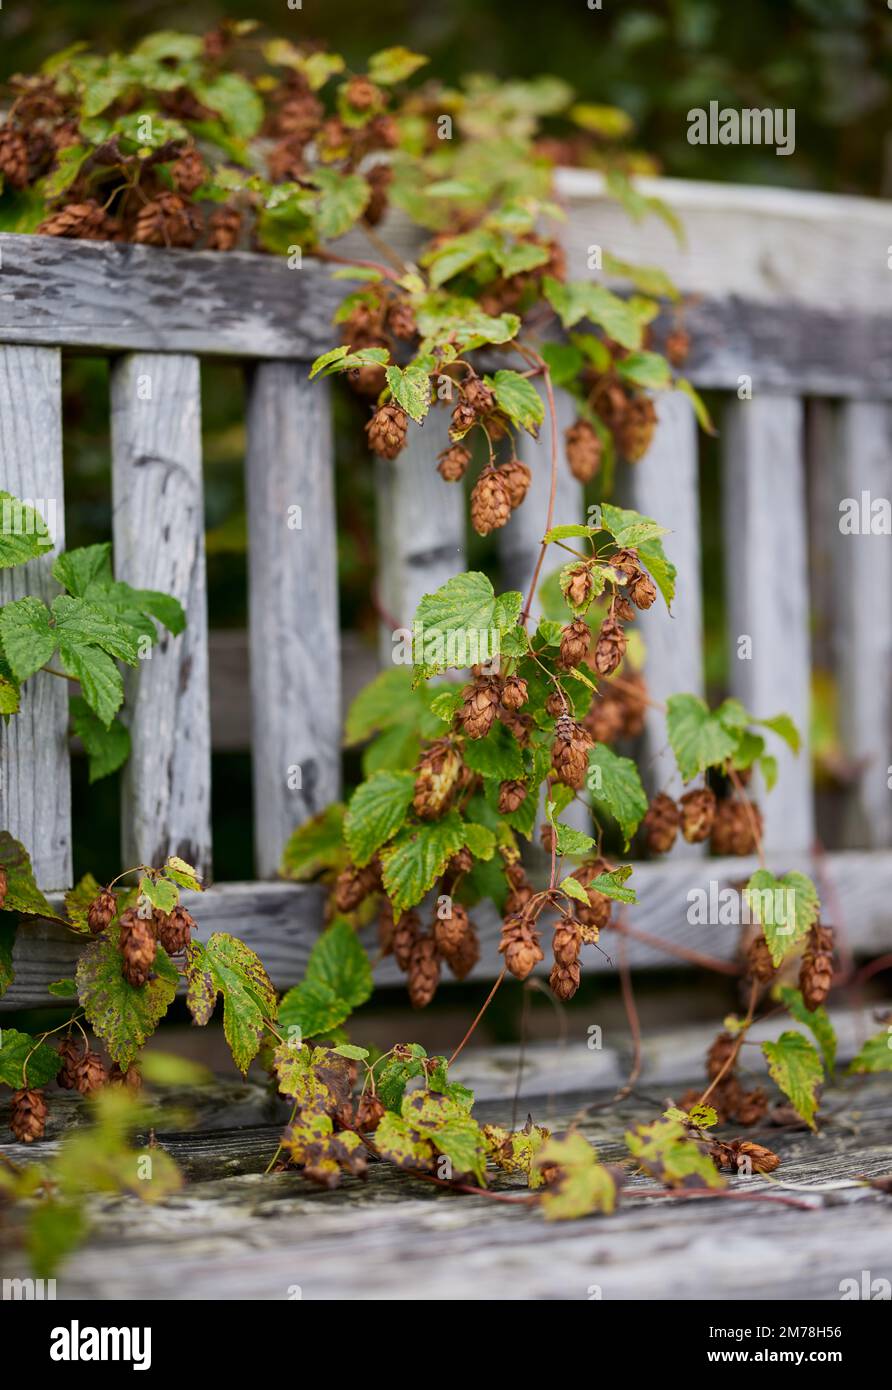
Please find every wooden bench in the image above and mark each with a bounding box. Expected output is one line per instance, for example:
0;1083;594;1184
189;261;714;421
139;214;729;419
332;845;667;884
1;174;890;1299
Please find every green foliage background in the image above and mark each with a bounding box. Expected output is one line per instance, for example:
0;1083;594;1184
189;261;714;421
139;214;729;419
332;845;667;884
3;0;890;195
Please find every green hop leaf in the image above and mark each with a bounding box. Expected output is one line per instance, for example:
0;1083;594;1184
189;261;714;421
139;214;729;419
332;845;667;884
76;928;179;1069
762;1031;823;1130
184;933;277;1074
278;919;373;1038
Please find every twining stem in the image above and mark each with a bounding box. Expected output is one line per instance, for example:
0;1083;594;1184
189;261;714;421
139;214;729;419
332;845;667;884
448;968;507;1067
608;915;742;977
697;979;760;1106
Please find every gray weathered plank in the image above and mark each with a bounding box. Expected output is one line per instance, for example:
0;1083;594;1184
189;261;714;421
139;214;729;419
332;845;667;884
374;404;466;660
0;234;340;359
245;365;341;877
621;390;704;821
722;394;813;853
2;1066;889;1301
832;401;892;849
110;354;212;877
4;848;891;1011
0;345;71;890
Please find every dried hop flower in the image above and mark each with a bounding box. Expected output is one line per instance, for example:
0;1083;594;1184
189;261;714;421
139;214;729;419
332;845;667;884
470;467;511;536
119;909;157;988
799;924;834;1012
593;616;627;676
642;792;680;855
433;900;470;959
563;564;594;611
551;713;593;789
549;960;581;1001
407;933;440;1008
437;444;471;482
498;459;531;509
154;904;195;956
365;404;409;459
500;675;528;711
559;617;591;669
498;779;527;814
616;395;657;463
458;678;501;739
9;1088;47;1143
565;419;601;483
413;740;462;819
679;787;716;843
87;888;117;934
499;914;544;981
710;799;763;856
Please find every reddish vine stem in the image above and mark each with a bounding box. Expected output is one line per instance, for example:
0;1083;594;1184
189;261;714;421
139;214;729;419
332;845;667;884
448;968;507;1067
607;916;743;977
632;1188;816;1212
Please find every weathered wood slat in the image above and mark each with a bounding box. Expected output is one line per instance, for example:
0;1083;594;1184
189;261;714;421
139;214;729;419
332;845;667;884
0;234;340;359
832;401;892;849
621;391;704;826
374;405;466;660
497;384;581;615
245;366;340;877
0;345;71;890
3;848;890;1010
3;1067;889;1301
110;354;212;877
722;394;813;853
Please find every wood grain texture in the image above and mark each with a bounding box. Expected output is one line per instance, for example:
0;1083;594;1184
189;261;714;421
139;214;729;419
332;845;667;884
374;403;466;660
0;234;340;359
832;402;892;849
620;391;704;823
110;354;212;877
245;365;340;877
0;346;71;890
722;395;814;853
4;848;891;1010
2;1058;889;1301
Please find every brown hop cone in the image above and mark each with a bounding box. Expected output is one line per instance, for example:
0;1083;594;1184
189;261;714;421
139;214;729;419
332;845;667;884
565;419;601;483
610;549;643;580
447;921;480;980
108;1063;142;1092
564;564;594;611
387;298;417;341
356;1092;385;1132
155;904;195;956
498;780;527;814
0;865;6;909
617;395;657;462
617;671;649;738
0;126;30;188
87;887;117;935
553;921;581;968
549;959;581;1001
413;739;462;819
366;113;400;150
363;162;394;225
73;1050;108;1096
735;1088;768;1127
120;910;157;988
205;205;241;251
540;823;555;854
679;787;716;843
499;915;543;981
172;148;206;194
664;327;691;368
334;860;381;913
346;76;382;111
9;1088;47;1143
56;1035;83;1091
447;846;474;877
393;909;421;972
135;192;202;248
505;882;534;915
711;799;763;856
628;570;657;610
551;714;593;790
470;468;511;536
498;459;532;510
37;199;110;240
463;375;496;414
348;361;388;398
458;678;501;739
378;897;397;956
437;444;471;482
266;137;306;182
559;618;591;669
745;931;776;984
365;404;409;460
642;792;680;855
712;1138;780;1175
501;675;528;711
450;400;477;438
611;594;636;624
706;1031;737;1081
433;900;470;958
584;693;625;745
544;690;566;719
799;924;834;1012
407;933;440;1008
275;92;323;142
593;616;627;676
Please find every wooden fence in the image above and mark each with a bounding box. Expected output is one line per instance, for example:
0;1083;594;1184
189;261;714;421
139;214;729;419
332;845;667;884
1;172;891;1010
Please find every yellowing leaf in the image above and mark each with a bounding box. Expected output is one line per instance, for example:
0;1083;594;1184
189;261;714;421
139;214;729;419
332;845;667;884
762;1031;823;1130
